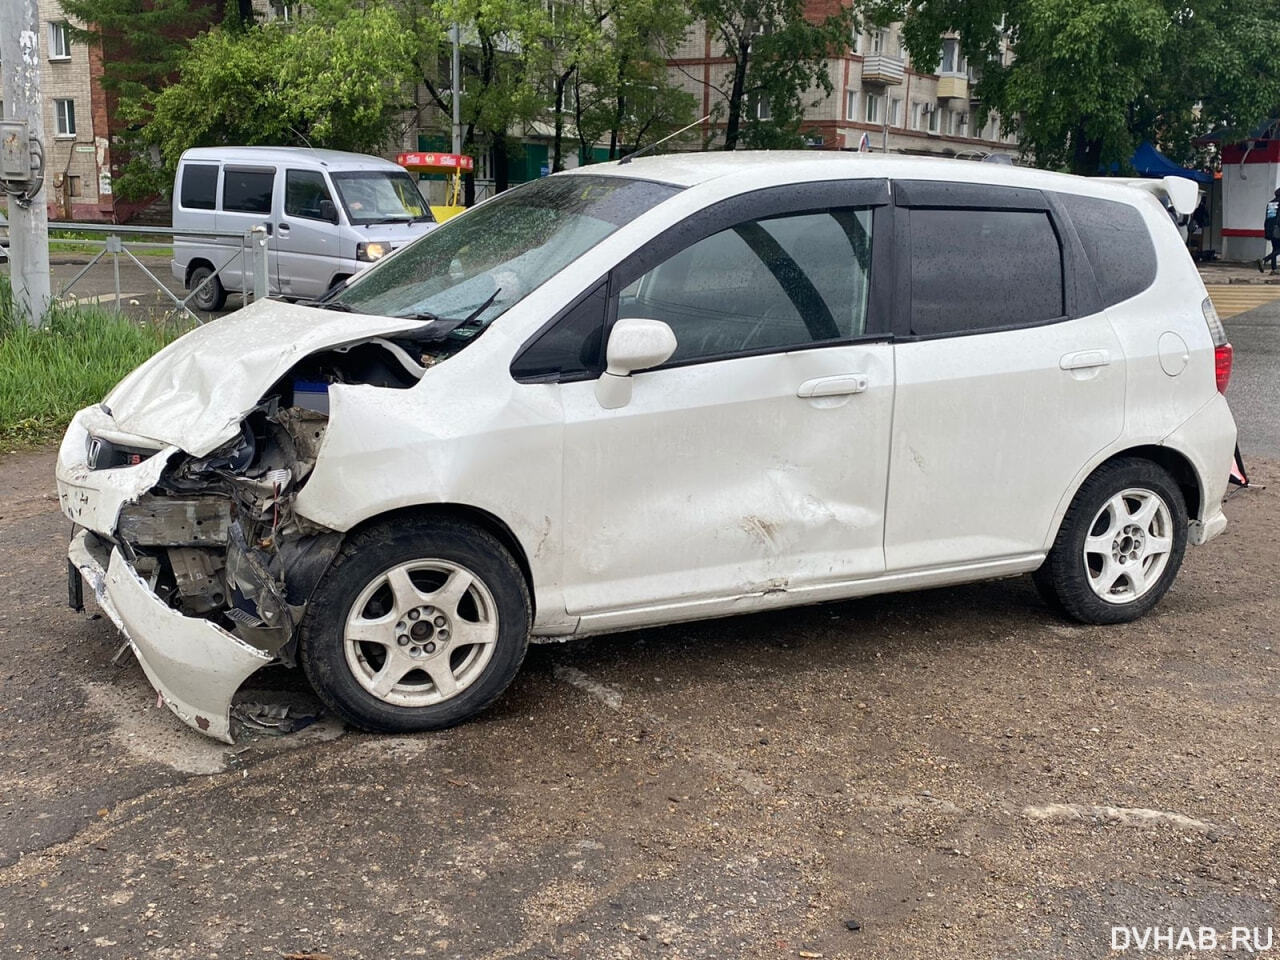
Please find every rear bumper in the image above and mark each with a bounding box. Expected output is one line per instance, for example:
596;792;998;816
69;529;271;743
1164;392;1237;546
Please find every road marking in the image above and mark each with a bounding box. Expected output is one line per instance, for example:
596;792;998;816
1205;284;1280;319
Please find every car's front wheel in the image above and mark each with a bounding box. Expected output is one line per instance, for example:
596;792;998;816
300;517;530;732
1034;458;1188;624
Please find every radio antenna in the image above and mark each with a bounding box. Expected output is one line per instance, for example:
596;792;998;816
619;114;712;165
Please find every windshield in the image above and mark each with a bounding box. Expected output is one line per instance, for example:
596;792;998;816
331;170;434;225
331;175;680;329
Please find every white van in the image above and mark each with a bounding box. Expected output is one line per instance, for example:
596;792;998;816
171;147;436;309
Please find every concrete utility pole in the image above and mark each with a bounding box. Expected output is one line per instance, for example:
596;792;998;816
450;23;462;155
0;0;52;325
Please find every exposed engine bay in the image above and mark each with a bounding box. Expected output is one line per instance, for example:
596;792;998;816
102;327;464;661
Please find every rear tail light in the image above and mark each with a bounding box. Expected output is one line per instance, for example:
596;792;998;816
1202;296;1232;394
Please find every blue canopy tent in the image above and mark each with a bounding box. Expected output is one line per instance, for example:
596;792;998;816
1128;140;1212;183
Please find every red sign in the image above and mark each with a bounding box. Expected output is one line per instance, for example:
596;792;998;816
396;152;475;172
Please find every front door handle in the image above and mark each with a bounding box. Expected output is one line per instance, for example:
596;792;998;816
1060;349;1111;371
797;374;869;398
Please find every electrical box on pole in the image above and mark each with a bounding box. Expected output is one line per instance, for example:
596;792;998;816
0;0;54;326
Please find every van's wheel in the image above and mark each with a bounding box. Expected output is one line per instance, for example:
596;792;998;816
300;517;530;733
1034;458;1188;624
188;265;226;311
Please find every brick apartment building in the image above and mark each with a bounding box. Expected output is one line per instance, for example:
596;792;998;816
668;13;1021;157
12;2;118;220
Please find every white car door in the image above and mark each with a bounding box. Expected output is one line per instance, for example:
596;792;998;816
514;182;897;623
882;181;1126;571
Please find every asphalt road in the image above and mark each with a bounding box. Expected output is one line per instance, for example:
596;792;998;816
0;303;1277;959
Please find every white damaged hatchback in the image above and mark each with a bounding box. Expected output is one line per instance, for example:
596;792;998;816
57;153;1238;742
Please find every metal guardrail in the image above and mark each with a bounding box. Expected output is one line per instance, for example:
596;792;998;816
47;221;271;322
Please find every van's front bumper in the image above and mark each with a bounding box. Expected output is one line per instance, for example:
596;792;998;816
69;529;272;742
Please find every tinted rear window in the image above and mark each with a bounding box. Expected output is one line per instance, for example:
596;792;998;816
222;166;275;214
179;163;218;210
908;208;1064;337
1060;193;1157;307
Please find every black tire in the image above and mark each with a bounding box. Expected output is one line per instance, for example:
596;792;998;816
1034;458;1188;624
299;517;530;733
188;265;226;312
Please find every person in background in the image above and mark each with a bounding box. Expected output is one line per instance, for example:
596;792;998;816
1257;187;1280;274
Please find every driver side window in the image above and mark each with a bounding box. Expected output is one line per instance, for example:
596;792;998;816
616;208;873;366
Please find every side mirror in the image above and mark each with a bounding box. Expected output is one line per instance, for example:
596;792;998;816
319;198;339;224
594;317;677;409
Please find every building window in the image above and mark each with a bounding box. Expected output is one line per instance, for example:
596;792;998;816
870;28;889;54
269;2;295;20
890;97;903;127
939;37;965;74
910;101;923;131
864;91;881;124
48;21;71;60
845;91;858;121
54;98;76;137
926;104;940;134
754;96;771;121
952;111;968;136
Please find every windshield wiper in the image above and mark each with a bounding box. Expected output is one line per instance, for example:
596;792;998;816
459;287;502;328
318;300;353;312
393;289;502;341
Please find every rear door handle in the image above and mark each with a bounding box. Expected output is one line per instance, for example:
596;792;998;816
797;374;869;398
1060;349;1111;371
277;222;290;236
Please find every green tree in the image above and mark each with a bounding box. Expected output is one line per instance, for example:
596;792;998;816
143;4;416;172
572;0;696;161
59;0;254;199
875;0;1280;174
691;0;855;150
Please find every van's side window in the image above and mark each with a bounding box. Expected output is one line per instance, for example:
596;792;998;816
908;208;1064;337
285;170;335;221
180;164;218;210
222;166;275;215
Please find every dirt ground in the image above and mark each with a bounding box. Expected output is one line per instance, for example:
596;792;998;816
0;444;1276;960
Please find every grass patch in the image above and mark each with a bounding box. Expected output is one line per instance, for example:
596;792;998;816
0;279;192;447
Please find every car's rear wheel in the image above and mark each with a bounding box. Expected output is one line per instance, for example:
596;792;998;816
188;265;226;312
1034;458;1188;624
299;517;530;732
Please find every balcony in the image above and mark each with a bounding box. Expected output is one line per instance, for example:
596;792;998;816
861;54;905;86
936;73;968;100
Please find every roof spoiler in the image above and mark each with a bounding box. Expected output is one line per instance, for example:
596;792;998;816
1112;176;1200;217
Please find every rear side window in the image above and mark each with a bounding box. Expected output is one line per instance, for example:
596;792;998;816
179;163;218;210
908;208;1064;337
222;166;275;214
1060;193;1157;307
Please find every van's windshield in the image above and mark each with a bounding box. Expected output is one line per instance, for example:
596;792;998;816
327;175;681;333
331;170;434;225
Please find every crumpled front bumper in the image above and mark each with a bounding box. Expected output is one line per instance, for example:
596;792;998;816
69;528;272;743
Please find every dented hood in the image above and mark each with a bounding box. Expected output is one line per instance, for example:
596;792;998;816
104;299;425;457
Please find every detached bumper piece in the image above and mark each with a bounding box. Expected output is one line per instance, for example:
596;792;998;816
68;529;272;743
